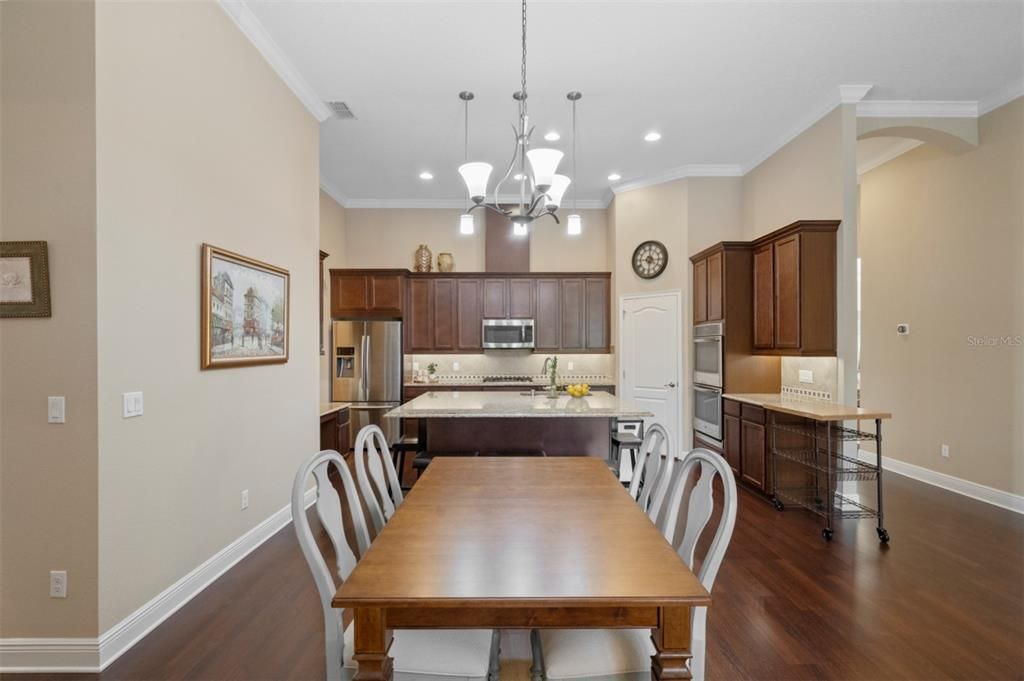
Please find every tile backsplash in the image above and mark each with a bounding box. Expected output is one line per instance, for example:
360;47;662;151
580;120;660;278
781;356;838;399
406;352;614;381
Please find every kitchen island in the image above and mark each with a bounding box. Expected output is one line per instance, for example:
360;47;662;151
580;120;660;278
385;390;652;458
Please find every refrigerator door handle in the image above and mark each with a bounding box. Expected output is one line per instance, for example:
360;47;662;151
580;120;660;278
363;332;371;402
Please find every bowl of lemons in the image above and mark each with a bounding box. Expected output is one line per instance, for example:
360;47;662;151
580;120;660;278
566;383;591;398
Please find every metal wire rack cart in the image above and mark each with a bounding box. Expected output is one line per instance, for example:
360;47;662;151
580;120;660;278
769;415;889;544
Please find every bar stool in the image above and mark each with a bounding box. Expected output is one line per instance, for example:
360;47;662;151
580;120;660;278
610;419;644;484
391;435;420;490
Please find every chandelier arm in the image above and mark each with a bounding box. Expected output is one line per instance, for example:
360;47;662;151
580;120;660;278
491;123;521;207
543;210;561;225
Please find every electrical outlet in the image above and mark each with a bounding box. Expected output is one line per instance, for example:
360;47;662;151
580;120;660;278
941;444;950;458
452;361;460;371
49;570;67;598
412;362;420;371
567;361;575;371
798;369;814;384
241;489;249;510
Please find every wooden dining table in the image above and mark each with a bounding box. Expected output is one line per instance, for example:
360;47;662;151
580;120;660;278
332;457;710;680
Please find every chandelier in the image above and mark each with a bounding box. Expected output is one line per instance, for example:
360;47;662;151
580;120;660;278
457;0;583;237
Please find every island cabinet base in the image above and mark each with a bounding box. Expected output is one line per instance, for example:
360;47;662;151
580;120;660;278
422;417;611;458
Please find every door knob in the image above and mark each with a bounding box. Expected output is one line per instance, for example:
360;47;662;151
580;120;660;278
665;382;677;388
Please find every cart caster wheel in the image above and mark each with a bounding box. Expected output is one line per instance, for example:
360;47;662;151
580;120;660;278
877;528;890;544
772;498;785;512
822;528;834;542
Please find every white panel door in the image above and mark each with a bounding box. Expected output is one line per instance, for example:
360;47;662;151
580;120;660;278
619;292;682;454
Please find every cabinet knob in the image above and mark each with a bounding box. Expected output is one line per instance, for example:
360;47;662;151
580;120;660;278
664;382;677;388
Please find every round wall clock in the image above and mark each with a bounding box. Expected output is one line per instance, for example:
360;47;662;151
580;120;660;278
632;240;669;279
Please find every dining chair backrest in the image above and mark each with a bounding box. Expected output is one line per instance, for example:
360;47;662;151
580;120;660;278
627;423;675;524
353;424;404;533
292;450;371;681
659;447;737;591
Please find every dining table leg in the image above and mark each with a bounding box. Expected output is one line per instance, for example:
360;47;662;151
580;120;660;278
352;607;393;681
651;605;693;679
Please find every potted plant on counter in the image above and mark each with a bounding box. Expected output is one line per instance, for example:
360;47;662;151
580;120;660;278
427;362;438;383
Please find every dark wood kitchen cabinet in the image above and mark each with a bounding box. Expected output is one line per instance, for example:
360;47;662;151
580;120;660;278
431;278;457;351
406;278;433;352
508;278;535;318
722;398;769;494
534;278;561;350
560;278;586;351
329;269;404;318
751;220;839;356
584;277;610;350
741;419;767;491
320;406;350;454
723;412;742;477
456;279;482;350
482;279;507;319
692;251;723;324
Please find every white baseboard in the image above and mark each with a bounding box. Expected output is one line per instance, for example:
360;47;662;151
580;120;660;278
0;489;316;674
858;449;1024;514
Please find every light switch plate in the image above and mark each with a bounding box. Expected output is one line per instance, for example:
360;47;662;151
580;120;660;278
48;397;66;424
798;369;814;384
567;361;575;371
122;392;144;418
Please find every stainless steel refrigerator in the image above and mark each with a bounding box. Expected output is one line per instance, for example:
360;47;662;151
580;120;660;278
332;320;402;450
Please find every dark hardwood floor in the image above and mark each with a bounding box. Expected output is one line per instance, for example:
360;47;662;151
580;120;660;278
5;471;1022;681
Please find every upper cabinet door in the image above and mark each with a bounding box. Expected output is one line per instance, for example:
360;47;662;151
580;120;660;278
560;278;586;351
508;278;535;319
706;251;723;322
693;258;708;324
482;279;508;319
369;274;403;313
773;235;801;349
406;278;433;352
584;277;610;351
332;274;369;317
456;279;483;351
753;243;775;350
534;278;561;350
432;278;457;351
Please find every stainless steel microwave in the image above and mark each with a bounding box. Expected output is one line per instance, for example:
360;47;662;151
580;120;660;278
482;318;535;349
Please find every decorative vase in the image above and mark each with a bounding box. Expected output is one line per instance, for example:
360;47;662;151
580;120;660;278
414;244;432;272
437;252;455;272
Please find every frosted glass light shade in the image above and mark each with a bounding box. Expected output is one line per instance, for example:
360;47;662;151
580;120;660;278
567;213;582;235
459;213;475;235
458;162;493;202
545;175;571;209
512;222;529;236
526;148;563;189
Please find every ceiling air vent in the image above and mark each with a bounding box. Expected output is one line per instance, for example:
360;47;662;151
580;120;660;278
326;101;356;120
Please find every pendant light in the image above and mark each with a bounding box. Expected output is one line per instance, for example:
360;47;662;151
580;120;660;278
458;91;476;235
567;91;582;236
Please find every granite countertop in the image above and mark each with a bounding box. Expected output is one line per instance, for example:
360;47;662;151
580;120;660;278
405;376;615;388
722;393;891;421
319;402;352;417
385;390;652;419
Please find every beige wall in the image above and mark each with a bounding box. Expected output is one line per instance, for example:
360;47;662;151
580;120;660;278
742;109;844;240
341;207;608;272
320;191;347;402
0;0;100;638
94;0;320;631
859;97;1024;495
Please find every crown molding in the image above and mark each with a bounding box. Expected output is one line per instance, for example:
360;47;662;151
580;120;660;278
218;1;332;122
344;196;609;210
319;179;350;208
856;99;978;118
979;79;1024;116
839;84;874;103
610;164;744;195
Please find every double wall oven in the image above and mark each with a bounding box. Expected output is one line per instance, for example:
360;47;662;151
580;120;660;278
692;322;724;441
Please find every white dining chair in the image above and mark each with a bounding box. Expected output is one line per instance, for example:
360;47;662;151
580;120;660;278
353;424;405;534
627;423;675;525
292;449;500;681
533;448;738;681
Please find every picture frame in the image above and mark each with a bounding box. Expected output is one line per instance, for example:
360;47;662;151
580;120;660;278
1;241;51;318
200;243;289;369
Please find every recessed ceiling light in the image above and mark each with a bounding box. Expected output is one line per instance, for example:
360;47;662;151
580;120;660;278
544;131;561;142
419;171;434;180
607;173;622;182
643;131;662;142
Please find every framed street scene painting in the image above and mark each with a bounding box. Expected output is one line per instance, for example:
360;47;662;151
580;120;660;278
201;244;289;369
1;241;51;318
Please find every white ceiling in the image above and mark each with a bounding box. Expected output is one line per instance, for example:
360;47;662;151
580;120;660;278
244;0;1023;205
